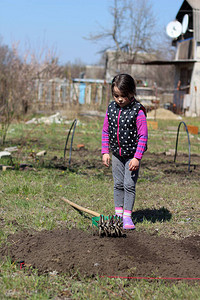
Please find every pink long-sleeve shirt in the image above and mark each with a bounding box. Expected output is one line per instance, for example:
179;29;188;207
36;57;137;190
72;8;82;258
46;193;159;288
102;109;148;160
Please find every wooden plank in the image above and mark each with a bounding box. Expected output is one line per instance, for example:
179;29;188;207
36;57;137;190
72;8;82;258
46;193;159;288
187;125;199;135
147;121;158;130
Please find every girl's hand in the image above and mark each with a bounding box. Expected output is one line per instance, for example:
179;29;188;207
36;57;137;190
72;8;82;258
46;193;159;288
129;157;140;171
102;154;110;167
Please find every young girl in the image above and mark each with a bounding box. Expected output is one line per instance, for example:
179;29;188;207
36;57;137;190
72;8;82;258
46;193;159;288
102;73;148;230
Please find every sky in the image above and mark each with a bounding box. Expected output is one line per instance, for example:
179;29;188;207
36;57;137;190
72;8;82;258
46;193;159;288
0;0;184;65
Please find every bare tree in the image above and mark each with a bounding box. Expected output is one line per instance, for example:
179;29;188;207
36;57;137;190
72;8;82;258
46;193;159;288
64;59;86;79
87;1;176;90
87;0;157;62
0;44;19;144
0;41;63;144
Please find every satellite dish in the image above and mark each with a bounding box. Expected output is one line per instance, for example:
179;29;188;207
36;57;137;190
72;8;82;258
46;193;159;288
182;14;189;34
166;20;182;39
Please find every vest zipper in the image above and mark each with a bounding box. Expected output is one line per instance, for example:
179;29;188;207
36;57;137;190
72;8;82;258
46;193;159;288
117;109;121;156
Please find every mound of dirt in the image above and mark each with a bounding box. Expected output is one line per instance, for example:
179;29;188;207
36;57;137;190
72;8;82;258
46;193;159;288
1;228;199;280
147;108;182;120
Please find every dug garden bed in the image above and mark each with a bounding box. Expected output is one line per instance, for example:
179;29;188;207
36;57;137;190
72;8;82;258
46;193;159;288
0;227;199;280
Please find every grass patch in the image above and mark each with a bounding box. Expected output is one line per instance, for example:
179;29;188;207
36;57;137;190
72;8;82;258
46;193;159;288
0;114;200;298
1;259;200;299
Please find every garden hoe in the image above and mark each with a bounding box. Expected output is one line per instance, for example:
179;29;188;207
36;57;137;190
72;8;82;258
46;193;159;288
61;197;123;237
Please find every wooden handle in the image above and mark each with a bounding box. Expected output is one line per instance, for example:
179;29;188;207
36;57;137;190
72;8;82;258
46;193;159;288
61;197;100;217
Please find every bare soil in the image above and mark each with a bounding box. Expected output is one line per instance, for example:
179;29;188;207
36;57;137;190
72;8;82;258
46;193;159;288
0;229;200;279
0;152;200;280
56;149;200;180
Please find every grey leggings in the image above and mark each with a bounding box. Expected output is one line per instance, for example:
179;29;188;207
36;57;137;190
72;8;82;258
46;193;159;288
112;154;139;211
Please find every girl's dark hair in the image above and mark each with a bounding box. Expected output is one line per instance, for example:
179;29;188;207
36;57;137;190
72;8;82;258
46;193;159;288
111;73;136;98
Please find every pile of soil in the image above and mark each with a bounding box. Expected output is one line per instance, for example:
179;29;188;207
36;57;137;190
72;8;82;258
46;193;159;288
0;229;199;279
147;108;182;120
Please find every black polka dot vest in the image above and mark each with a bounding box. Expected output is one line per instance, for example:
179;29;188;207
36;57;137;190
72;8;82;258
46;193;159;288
107;100;143;158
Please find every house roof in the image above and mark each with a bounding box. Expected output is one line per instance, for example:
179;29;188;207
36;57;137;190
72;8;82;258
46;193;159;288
177;0;200;11
176;1;200;20
175;0;200;42
143;59;196;65
186;0;200;10
73;78;111;84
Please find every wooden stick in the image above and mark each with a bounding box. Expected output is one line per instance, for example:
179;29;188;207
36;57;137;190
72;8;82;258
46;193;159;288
61;197;100;217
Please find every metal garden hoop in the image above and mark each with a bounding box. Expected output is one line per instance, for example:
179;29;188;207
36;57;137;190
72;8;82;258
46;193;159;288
174;121;191;172
64;119;78;166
